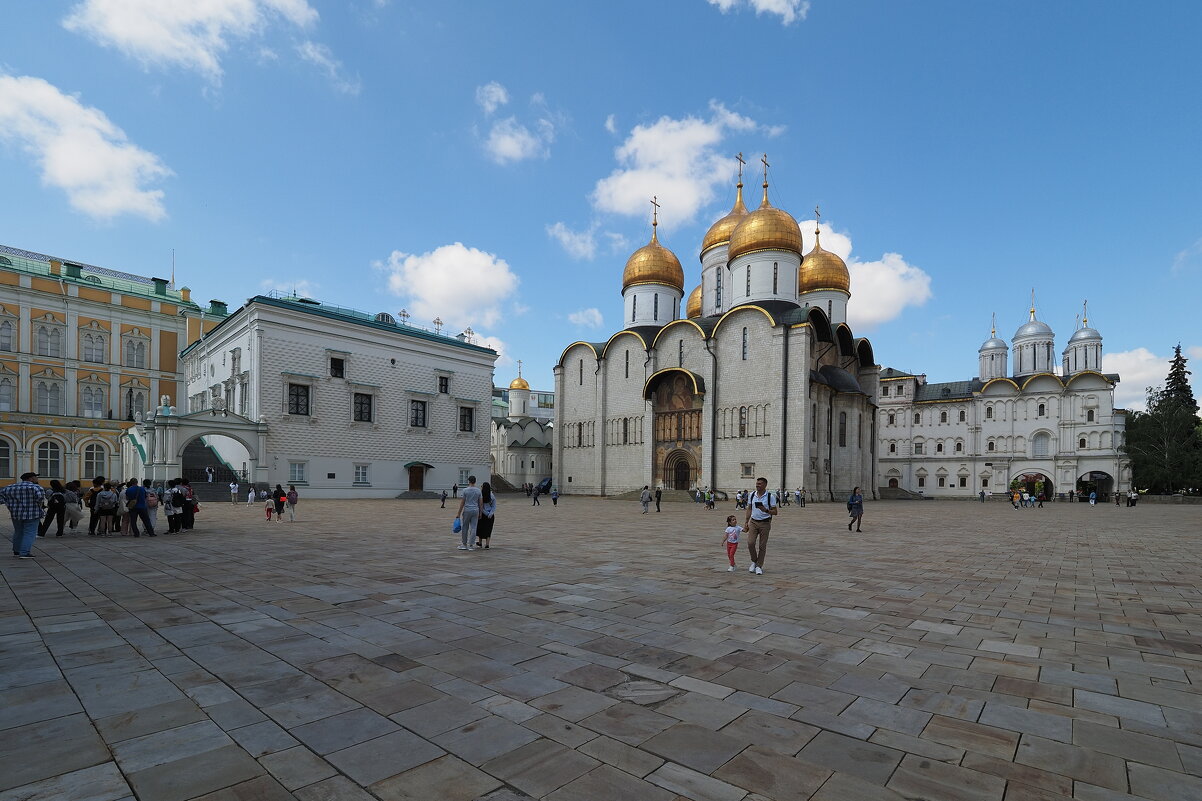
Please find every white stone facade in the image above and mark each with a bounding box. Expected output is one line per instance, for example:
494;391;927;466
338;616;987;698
180;296;497;498
877;310;1129;499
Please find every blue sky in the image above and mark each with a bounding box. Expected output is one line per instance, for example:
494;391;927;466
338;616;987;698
1;0;1199;409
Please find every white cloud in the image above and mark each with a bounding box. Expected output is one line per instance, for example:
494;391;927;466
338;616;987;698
63;0;318;83
592;101;770;228
568;308;604;329
376;242;519;331
604;114;616;134
484;117;552;164
475;334;512;366
795;220;933;331
260;277;318;297
296;41;360;95
1103;346;1201;411
708;0;811;25
0;75;172;221
547;222;597;260
475;81;509;115
1172;237;1202;275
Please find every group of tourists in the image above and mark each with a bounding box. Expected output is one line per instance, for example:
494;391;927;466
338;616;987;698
3;472;205;557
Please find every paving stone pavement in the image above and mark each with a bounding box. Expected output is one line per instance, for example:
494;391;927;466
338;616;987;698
2;496;1201;800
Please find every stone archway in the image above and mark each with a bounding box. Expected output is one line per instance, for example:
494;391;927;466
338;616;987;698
663;450;696;490
125;405;268;487
644;369;705;491
1077;471;1113;500
888;478;899;489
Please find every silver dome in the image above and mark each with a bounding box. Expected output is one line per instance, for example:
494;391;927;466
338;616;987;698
979;336;1008;351
1067;326;1101;343
1013;320;1053;339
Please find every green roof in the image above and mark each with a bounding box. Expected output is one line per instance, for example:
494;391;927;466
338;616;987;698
0;244;199;307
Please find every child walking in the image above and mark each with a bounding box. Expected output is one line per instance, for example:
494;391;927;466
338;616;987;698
722;515;744;572
264;498;275;521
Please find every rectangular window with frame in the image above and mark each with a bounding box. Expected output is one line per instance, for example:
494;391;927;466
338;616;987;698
741;462;755;478
329;357;345;378
354;464;369;485
458;468;470;486
438;376;449;394
958;476;967;487
353;392;373;422
289;462;307;483
287;384;310;415
918;476;926;488
410;399;427;427
458;406;474;432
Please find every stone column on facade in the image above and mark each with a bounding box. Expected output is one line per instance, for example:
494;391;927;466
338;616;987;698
595;358;607;494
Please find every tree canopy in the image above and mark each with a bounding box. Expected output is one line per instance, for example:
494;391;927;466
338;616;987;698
1124;346;1202;493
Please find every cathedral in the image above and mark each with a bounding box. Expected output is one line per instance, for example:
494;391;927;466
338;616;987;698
553;159;879;499
877;303;1129;499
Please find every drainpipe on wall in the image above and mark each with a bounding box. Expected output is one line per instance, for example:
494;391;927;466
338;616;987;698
704;336;718;492
779;325;789;492
827;391;835;501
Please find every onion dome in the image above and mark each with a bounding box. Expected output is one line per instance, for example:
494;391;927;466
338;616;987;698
701;181;749;254
980;315;1008;351
508;376;530;390
728;178;802;261
1013;310;1053;339
685;285;702;318
798;225;850;293
1068;303;1101;343
622;220;684;292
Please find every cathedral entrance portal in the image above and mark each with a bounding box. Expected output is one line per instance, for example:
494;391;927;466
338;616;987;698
645;369;705;491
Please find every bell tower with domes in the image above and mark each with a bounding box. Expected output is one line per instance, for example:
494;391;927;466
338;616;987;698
507;361;531;420
1062;301;1103;375
1011;292;1055;377
621;198;684;327
978;313;1009;380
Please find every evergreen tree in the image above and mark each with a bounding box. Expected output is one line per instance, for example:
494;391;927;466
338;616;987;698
1124;347;1202;492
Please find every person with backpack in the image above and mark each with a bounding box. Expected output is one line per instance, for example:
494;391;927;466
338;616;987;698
38;479;68;538
179;479;196;531
64;481;85;532
286;485;299;521
84;476;104;535
165;479;185;533
94;482;119;536
142;479;160;530
124;478;156;537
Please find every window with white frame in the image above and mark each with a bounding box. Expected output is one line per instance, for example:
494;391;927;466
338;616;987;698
458;468;470;486
288;383;310;415
123;337;147;368
37;441;61;477
353;392;373;422
741;462;755;478
354;464;369;485
1032;432;1051;457
459;406;474;432
83;443;106;477
36;382;62;414
0;378;12;411
0;320;12;352
410;399;427;427
36;325;63;357
82;333;106;363
81;386;104;417
289;462;307;483
123;389;146;419
0;438;10;476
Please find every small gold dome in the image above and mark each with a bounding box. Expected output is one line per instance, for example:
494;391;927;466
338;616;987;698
508;376;530;390
798;229;851;294
685;285;702;318
728;184;802;261
622;227;684;292
701;182;749;253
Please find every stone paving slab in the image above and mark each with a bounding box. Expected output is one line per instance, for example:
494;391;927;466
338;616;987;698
2;498;1201;799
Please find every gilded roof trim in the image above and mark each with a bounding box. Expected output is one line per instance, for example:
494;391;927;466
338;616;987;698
712;303;777;336
557;340;600;367
601;329;648;359
651;318;708;348
1064;370;1115;388
1019;372;1065;391
980;377;1021;392
642;367;706;400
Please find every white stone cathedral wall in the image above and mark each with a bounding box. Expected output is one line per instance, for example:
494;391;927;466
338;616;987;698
602;333;651;493
558;344;600;494
710;310;782;491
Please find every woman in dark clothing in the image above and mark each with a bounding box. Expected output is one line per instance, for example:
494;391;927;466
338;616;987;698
39;480;67;537
180;478;196;530
475;482;496;549
272;484;287;523
847;486;864;532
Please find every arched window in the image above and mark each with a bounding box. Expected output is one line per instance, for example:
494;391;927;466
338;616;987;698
578;359;583;385
1038;403;1046;417
987;440;995;452
940;411;947;423
632;295;637;319
888;413;895;425
739;407;748;437
82;386;105;417
0;379;12;411
889;442;896;453
936;442;944;453
624;350;629;379
622;418;629;445
838;412;847;446
83;443;106;478
881;386;889;396
715;268;722;307
1079;437;1086;449
36;382;62;414
125;339;147;368
745;266;751;296
913;412;921;425
811;404;817;442
955;441;963;453
0;439;10;476
959;410;966;422
772;262;778;294
653;294;659;321
37;441;61;477
678;340;684;368
913;440;924;454
1086;409;1095;422
576;423;583;447
741;328;748;360
125;390;145;419
986;406;993;419
0;320;12;352
1032;432;1051;457
37;326;63;357
82;333;106;363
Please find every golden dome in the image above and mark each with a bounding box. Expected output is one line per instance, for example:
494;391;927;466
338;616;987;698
728;183;802;261
685;284;702;318
701;182;749;253
798;228;850;294
622;226;684;292
508;376;530;390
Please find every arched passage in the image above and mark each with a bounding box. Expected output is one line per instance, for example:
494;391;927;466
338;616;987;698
1010;472;1053;500
1077;470;1113;500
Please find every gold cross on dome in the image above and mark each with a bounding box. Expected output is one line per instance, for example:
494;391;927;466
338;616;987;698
735;152;745;182
517;359;523;377
761;153;770;182
650;196;660;228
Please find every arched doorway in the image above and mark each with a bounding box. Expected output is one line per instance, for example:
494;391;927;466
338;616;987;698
1076;471;1113;501
1010;472;1053;500
888;478;899;489
664;450;695;490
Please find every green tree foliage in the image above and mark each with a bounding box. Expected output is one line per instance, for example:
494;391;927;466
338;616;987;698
1124;346;1202;492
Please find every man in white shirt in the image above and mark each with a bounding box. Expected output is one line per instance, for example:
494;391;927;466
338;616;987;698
743;476;778;575
229;481;239;505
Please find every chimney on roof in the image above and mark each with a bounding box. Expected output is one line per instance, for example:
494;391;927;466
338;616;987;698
180;287;191;302
208;300;228;316
49;259;62;276
151;277;168;296
64;262;82;279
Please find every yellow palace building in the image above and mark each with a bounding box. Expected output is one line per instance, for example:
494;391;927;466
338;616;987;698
0;244;223;483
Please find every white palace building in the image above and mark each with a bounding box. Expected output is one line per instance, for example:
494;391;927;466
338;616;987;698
877;303;1129;500
554;159;879;499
